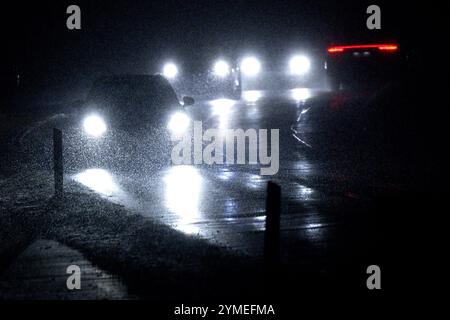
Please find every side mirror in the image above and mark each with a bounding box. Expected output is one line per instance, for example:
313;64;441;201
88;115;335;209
182;96;195;106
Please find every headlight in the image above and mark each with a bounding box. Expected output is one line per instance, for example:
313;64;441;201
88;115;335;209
241;57;261;76
243;90;262;103
167;112;190;136
213;60;230;77
163;62;178;79
289;55;311;75
291;88;312;102
83;115;107;137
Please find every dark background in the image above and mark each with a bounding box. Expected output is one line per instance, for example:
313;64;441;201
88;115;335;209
0;0;447;104
0;1;448;306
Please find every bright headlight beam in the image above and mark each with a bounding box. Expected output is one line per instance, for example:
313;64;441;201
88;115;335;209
163;62;178;79
167;112;190;136
291;88;312;102
243;90;262;103
241;57;261;76
213;60;230;77
83;115;107;137
289;55;311;75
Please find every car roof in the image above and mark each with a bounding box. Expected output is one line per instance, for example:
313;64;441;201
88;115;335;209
88;74;180;108
92;74;169;86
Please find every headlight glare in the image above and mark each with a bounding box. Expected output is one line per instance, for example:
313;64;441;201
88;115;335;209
241;57;261;76
289;55;311;75
167;112;190;136
213;60;230;77
83;115;107;137
163;62;178;79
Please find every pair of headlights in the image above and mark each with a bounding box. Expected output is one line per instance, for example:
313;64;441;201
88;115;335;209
162;55;311;79
83;112;191;138
163;60;231;79
241;56;311;76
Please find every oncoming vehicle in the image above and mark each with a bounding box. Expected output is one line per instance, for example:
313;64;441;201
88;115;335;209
160;57;241;100
20;74;194;173
84;75;193;139
235;49;324;91
158;48;324;100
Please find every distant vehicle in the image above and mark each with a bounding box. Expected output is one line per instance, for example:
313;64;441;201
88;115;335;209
158;49;324;99
325;43;404;90
20;74;194;172
160;58;242;100
234;49;324;91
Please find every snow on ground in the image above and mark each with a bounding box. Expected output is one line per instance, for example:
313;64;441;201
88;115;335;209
0;170;259;300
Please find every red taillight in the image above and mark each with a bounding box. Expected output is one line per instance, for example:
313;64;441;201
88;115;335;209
328;47;344;53
378;45;398;51
327;43;398;54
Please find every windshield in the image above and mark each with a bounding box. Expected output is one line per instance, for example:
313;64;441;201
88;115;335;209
87;75;179;111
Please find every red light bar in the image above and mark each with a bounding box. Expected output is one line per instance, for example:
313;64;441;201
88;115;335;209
327;44;398;53
328;47;344;53
378;45;398;51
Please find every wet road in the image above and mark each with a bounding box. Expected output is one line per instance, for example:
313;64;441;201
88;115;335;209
72;89;367;259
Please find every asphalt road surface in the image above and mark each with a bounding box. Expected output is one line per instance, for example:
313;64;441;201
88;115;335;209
71;89;375;263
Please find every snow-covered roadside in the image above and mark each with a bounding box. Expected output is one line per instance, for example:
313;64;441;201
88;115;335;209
0;170;260;300
0;239;130;300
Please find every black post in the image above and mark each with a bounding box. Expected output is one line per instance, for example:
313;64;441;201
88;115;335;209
264;181;281;268
53;128;63;197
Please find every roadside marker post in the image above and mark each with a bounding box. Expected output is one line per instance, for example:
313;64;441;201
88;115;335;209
53;128;63;197
264;181;281;269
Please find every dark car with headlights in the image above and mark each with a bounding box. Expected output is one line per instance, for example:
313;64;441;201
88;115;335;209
158;52;241;100
158;48;325;99
236;48;325;91
19;74;193;173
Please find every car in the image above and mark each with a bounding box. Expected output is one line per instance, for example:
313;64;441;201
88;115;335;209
291;40;427;190
159;56;242;100
235;49;324;92
19;74;194;173
158;49;324;100
325;43;405;91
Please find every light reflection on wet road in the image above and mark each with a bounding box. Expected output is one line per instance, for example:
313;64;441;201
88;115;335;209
73;89;347;257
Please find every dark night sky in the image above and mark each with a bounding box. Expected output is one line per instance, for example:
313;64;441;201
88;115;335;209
1;0;444;99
